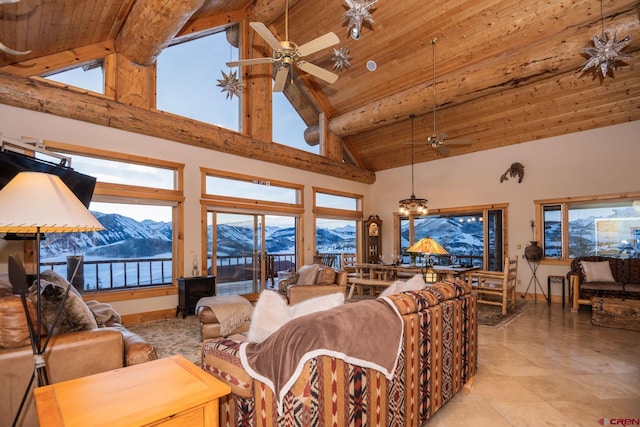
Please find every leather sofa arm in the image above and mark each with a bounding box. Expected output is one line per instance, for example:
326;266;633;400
287;284;347;305
1;328;125;427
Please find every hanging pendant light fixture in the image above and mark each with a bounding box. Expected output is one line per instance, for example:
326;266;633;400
581;0;631;77
399;114;428;216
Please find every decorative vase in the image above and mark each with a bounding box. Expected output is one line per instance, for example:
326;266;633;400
524;241;543;262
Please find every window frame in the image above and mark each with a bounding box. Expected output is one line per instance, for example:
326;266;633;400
43;139;185;303
201;168;305;275
394;204;508;271
535;191;640;264
313;187;364;265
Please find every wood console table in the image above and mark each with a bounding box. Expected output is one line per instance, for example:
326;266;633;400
34;355;230;427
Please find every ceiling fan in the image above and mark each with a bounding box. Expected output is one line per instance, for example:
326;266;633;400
226;0;339;92
424;38;473;156
227;0;340;92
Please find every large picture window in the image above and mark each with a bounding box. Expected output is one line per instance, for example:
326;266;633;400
537;192;640;260
396;206;506;271
40;141;183;297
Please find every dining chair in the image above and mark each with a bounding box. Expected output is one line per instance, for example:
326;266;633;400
466;256;519;316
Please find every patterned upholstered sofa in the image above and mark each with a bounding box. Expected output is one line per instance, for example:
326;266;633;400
200;279;478;427
569;256;640;311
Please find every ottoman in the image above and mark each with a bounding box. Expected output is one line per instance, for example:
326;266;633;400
196;295;253;340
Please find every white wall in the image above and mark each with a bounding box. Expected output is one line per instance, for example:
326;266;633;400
372;120;640;297
0;104;371;315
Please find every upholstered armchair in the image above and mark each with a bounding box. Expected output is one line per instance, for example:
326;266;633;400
278;264;347;304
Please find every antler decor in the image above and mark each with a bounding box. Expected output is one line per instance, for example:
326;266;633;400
500;162;525;183
0;0;31;56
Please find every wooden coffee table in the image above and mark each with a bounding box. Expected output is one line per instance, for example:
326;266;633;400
34;355;230;427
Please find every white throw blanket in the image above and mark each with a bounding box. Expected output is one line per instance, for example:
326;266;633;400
196;295;253;336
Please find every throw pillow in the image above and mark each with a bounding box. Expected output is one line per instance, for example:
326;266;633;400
315;266;336;285
40;269;82;297
289;292;345;319
30;281;98;335
580;261;616;282
296;264;321;285
247;290;291;343
378;274;426;298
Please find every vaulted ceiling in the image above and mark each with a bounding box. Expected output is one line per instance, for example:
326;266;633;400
1;0;638;173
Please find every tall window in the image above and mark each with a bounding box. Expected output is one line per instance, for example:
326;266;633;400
537;192;640;260
157;29;240;131
272;92;318;154
202;170;303;295
44;63;104;94
314;188;363;268
41;142;183;294
397;206;506;271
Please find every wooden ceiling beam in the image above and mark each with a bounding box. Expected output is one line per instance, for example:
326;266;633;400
114;0;208;66
0;72;376;184
0;41;115;77
327;3;639;138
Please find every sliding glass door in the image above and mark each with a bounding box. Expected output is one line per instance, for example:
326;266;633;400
208;212;298;295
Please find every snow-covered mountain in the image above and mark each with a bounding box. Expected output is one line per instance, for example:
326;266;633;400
40;212;356;261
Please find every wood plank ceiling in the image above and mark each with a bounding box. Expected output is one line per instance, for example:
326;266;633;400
0;0;638;173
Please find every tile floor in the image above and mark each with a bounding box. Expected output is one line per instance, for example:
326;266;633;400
427;302;640;426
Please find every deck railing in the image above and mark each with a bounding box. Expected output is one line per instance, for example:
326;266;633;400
40;252;484;292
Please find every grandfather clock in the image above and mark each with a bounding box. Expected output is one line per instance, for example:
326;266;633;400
364;215;382;263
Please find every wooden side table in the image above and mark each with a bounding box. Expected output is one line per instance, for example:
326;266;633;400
547;275;566;308
35;355;230;427
177;275;216;318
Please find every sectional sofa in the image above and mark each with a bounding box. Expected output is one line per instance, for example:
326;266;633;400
201;278;478;426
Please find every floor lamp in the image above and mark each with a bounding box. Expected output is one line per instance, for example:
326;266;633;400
0;172;103;426
406;237;449;282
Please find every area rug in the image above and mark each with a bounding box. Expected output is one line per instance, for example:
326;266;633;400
477;299;532;328
127;316;202;366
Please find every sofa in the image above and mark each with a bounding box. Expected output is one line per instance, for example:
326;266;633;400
0;274;157;427
201;278;478;427
569;256;640;311
278;264;348;304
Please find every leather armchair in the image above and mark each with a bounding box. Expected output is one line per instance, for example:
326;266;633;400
282;267;348;305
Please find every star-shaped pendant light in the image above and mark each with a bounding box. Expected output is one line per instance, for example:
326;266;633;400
216;69;244;100
343;0;377;40
582;31;631;77
581;0;631;77
331;47;352;71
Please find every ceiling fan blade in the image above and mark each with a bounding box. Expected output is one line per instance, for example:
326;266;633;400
297;32;339;57
296;61;338;84
249;22;283;52
445;137;474;145
273;66;289;92
436;145;450;156
227;57;274;67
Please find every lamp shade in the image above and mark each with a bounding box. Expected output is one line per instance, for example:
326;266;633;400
406;237;449;255
0;172;103;233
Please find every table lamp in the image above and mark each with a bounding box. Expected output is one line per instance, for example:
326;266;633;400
406;237;448;281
